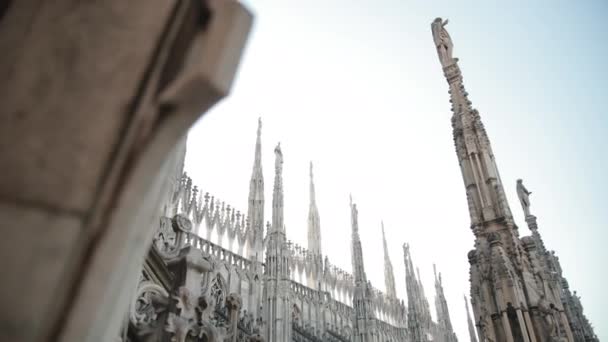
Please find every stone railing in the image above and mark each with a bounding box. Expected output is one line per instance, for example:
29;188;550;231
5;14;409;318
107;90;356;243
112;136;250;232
286;243;354;301
290;280;325;302
375;318;409;341
292;322;350;342
152;214;260;275
184;232;257;273
285;241;407;327
164;172;260;257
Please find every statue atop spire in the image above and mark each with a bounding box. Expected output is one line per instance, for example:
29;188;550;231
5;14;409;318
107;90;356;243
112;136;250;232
516;178;532;216
271;142;284;234
350;194;358;233
431;17;455;67
382;222;397;298
255;117;262;163
274;143;283;174
257;116;262;137
263;141;291;342
350;196;364;283
431;17;512;226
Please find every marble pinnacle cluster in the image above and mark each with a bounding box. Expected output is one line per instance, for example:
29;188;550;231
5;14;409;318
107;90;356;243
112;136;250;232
124;17;597;342
432;17;597;342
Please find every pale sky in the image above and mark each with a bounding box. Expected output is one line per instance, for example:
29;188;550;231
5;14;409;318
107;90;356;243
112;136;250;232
185;0;607;340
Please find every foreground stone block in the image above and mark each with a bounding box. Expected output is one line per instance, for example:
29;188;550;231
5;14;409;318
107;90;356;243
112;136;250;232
0;1;253;341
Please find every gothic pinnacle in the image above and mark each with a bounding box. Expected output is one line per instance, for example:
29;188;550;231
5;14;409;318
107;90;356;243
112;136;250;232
382;221;397;298
432;17;512;226
247;117;265;262
271;142;284;234
307;161;322;257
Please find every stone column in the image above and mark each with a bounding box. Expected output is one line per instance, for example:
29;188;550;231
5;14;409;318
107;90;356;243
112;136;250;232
501;311;515;342
523;310;538;342
165;246;215;341
560;312;575;342
516;309;531;342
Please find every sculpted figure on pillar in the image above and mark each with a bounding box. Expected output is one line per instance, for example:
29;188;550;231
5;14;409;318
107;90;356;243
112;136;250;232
538;295;561;341
516;179;532;216
432;17;455;67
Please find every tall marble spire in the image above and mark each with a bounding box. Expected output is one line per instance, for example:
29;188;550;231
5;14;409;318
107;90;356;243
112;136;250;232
403;244;432;342
262;142;291;342
271;143;284;234
307;162;323;290
350;196;367;286
307;162;321;255
431;18;512;227
464;295;478;342
350;196;376;342
381;222;397;298
432;18;576;342
433;265;457;342
247;118;264;261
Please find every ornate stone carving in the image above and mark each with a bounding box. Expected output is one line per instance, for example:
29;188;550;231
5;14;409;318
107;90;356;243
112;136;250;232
432;17;455;67
154;214;194;259
538;295;562;341
129;280;170;334
154;216;179;258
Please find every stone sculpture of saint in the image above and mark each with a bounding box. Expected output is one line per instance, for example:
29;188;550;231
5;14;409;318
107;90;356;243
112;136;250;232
516;179;532;216
431;17;454;67
538;295;560;339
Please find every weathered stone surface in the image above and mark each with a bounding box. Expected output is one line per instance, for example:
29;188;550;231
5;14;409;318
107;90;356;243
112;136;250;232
0;0;253;341
0;202;81;341
0;0;176;213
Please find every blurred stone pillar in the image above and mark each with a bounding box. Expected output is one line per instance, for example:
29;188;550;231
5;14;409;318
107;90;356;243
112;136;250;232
0;1;252;341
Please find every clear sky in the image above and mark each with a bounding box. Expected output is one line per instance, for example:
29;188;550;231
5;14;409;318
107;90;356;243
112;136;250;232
185;0;607;340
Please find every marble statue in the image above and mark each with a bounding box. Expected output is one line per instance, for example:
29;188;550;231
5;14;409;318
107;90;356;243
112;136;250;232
516;179;532;216
432;17;454;67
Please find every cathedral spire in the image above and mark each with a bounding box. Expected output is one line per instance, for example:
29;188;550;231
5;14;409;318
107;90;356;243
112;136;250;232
434;264;458;342
464;295;478;342
404;243;433;342
350;195;367;285
349;196;376;342
382;222;397;298
432;19;578;342
307;162;322;255
263;141;292;342
271;143;284;234
247;118;264;261
431;17;512;227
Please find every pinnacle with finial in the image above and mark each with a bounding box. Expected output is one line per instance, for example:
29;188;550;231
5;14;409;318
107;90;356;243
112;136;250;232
310;161;313;179
257;117;262;137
